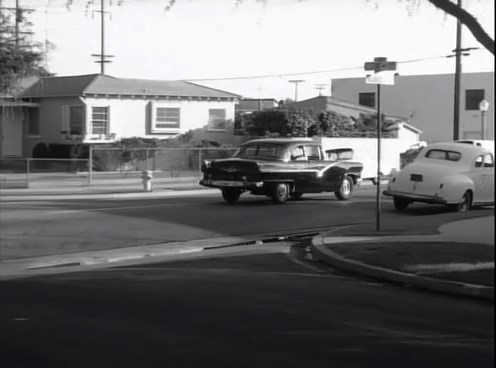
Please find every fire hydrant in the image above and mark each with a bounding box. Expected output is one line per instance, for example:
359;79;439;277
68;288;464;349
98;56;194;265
141;170;153;192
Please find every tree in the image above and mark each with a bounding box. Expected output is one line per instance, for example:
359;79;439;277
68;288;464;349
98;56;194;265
162;0;494;55
0;5;50;94
418;0;493;55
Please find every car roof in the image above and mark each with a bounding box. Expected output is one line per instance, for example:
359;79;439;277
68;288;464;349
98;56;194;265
426;142;492;155
241;138;315;146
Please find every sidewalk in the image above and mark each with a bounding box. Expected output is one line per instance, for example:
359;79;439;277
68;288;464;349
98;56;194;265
312;216;494;301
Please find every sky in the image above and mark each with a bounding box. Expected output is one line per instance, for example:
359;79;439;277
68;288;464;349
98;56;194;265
8;0;496;101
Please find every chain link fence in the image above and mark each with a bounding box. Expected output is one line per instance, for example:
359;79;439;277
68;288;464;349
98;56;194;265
0;148;238;188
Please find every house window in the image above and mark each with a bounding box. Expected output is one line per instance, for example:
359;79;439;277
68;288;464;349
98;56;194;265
91;106;109;134
69;106;84;135
27;108;40;136
61;105;84;135
359;92;375;108
156;107;180;129
208;109;226;130
465;89;485;110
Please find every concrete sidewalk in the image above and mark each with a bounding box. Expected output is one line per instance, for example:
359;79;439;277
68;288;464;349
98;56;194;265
312;216;494;301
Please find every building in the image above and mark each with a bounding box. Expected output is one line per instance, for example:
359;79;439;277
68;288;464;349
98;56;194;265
13;74;239;157
331;72;494;143
236;98;279;114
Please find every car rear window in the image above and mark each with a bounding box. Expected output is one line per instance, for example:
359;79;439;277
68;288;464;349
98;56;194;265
235;144;281;159
425;149;462;161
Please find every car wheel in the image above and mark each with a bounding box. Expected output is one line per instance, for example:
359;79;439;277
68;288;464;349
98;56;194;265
221;188;241;204
290;192;303;200
335;176;353;200
450;191;472;212
272;183;290;204
393;197;410;211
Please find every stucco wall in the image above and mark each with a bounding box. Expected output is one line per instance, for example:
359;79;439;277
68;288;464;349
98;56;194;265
82;97;236;139
23;97;81;157
316;133;419;180
331;72;494;143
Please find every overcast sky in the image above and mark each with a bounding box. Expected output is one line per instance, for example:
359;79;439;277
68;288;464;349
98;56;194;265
11;0;496;100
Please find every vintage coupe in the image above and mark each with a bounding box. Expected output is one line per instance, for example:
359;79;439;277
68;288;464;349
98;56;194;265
199;138;363;204
383;142;494;212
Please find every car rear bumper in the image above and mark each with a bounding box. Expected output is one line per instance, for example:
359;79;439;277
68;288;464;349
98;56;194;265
383;190;448;204
200;179;264;190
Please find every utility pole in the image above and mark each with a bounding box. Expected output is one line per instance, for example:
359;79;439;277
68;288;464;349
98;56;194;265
315;84;327;96
91;0;113;74
289;80;305;102
0;0;34;51
452;0;462;140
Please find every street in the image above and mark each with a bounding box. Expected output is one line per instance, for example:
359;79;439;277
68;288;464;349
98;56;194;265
0;245;493;368
1;186;492;259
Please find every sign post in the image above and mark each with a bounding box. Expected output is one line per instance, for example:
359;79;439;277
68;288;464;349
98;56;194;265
364;57;397;232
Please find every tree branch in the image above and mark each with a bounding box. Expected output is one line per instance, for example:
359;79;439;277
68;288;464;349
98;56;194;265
428;0;494;55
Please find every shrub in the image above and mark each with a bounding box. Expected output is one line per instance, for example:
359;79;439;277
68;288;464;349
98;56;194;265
32;142;50;158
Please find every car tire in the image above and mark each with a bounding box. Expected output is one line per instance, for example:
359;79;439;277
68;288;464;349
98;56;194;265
393;197;410;211
290;192;303;200
221;188;241;204
335;176;353;200
450;191;472;212
272;183;290;204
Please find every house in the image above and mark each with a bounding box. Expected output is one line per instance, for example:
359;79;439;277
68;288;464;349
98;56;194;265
285;95;421;142
17;74;240;157
0;77;39;157
331;72;494;142
236;98;279;114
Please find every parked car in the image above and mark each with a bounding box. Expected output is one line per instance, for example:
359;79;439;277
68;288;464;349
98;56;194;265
200;138;363;204
383;142;494;211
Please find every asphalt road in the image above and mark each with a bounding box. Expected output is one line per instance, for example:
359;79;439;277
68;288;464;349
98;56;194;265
1;186;493;259
0;245;493;368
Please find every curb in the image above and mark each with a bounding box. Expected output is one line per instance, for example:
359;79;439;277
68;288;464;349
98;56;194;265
311;235;494;301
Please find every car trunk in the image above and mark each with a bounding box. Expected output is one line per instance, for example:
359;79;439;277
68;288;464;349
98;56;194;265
393;162;456;197
206;159;263;182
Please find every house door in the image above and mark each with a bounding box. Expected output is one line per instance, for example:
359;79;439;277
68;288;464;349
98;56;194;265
1;112;23;157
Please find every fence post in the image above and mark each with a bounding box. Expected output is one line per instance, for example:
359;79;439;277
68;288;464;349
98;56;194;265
146;148;149;171
26;157;30;188
87;145;93;186
198;148;202;176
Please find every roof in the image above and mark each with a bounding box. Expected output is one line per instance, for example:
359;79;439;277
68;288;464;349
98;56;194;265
21;74;240;99
242;138;314;146
425;142;492;157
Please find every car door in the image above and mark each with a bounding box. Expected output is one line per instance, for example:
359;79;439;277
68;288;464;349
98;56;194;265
289;145;313;191
471;155;485;204
482;153;495;203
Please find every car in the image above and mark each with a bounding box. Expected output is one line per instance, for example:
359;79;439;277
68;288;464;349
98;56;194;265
199;138;363;204
383;141;494;212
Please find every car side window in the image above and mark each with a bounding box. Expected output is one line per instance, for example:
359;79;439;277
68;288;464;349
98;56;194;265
291;146;306;161
304;145;321;160
475;155;484;168
483;154;494;168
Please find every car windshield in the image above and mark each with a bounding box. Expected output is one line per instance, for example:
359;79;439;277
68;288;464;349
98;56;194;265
424;149;462;162
234;144;283;159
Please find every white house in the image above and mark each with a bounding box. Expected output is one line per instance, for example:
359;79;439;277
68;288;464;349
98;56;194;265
331;72;494;143
18;74;240;157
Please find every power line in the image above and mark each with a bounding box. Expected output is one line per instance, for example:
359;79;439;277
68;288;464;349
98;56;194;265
184;53;480;83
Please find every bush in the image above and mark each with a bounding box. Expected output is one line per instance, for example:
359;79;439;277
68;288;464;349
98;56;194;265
32;142;50;158
48;143;73;158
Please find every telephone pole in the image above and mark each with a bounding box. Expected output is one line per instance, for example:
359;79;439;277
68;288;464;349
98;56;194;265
289;80;305;102
91;0;113;74
0;0;34;50
315;84;327;96
452;0;462;140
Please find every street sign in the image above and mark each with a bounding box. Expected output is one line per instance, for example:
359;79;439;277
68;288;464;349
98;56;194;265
363;57;397;73
366;71;395;85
